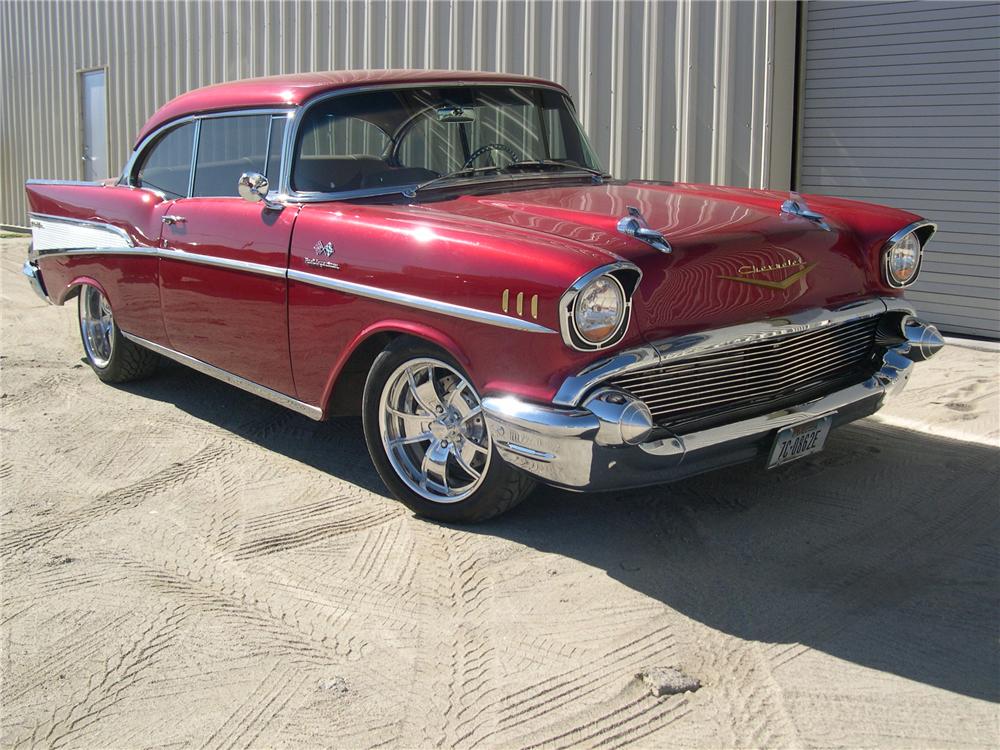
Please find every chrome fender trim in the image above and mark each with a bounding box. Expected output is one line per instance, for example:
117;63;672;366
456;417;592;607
288;268;558;334
120;331;323;421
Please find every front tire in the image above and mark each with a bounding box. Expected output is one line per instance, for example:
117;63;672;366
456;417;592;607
78;284;158;383
362;339;534;523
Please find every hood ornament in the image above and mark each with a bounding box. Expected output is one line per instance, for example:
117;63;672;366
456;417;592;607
617;206;672;254
780;193;831;231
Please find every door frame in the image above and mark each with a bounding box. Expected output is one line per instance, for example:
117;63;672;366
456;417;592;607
76;65;110;182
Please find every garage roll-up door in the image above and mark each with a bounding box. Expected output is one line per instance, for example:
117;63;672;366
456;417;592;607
799;0;1000;339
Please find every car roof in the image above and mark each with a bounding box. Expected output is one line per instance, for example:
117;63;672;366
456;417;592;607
134;69;567;147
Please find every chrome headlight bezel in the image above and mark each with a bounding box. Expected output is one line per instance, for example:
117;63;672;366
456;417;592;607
881;220;937;288
560;262;642;351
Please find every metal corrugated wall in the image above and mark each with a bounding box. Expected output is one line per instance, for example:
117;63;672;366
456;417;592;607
0;0;795;228
798;1;1000;339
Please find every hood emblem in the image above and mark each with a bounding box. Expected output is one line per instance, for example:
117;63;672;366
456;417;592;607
780;193;831;232
617;206;672;254
720;259;816;290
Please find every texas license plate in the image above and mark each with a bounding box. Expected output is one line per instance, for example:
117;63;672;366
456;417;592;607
767;415;833;468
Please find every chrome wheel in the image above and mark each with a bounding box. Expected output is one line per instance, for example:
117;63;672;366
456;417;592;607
79;285;115;368
378;358;492;503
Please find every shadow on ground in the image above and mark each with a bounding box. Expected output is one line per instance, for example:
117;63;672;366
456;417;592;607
122;360;1000;702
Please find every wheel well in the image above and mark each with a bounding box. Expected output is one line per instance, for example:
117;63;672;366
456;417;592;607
324;332;398;417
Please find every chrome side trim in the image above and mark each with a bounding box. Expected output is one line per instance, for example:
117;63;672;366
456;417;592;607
26;178;105;187
32;219;557;333
158;248;287;279
288;268;558;334
34;246;161;259
29;212;134;250
881;219;937;289
121;331;323;420
553;297;900;407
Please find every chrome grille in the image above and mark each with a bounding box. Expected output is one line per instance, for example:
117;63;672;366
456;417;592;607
611;316;881;429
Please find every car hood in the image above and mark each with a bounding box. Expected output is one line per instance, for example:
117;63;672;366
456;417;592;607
414;180;914;342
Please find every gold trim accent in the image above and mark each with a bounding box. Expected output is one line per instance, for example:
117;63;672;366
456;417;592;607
516;292;524;316
720;263;817;290
501;288;509;312
531;294;538;319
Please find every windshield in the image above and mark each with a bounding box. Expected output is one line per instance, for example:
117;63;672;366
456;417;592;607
291;85;603;197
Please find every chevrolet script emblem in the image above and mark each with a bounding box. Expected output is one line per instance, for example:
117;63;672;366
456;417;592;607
720;259;816;290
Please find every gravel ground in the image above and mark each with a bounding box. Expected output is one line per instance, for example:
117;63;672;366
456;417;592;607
2;236;998;749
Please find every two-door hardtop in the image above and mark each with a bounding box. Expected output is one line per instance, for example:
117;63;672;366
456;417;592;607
24;70;943;521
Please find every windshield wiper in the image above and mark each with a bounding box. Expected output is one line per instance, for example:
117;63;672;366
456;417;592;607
502;159;608;179
403;165;503;197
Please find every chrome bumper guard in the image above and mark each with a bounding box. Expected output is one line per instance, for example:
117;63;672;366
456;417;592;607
22;260;50;303
483;309;943;492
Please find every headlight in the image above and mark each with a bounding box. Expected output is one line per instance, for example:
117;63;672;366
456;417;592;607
885;232;921;286
574;275;625;343
881;222;935;288
559;263;641;351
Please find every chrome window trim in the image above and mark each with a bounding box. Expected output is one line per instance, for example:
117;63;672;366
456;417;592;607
558;261;641;352
282;80;587;203
881;220;937;289
288;268;557;334
120;330;323;420
120;108;297;199
553;297;900;407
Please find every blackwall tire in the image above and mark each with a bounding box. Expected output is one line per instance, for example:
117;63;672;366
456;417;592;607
77;284;159;383
362;338;535;523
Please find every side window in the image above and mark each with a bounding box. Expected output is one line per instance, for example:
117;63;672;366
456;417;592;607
192;115;274;198
134;122;195;199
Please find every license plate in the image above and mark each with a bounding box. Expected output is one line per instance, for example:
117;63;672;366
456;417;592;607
767;415;833;468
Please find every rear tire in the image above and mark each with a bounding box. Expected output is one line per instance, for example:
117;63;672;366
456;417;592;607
78;284;158;383
362;338;535;523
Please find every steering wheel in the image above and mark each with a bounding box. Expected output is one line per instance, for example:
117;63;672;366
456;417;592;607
463;143;520;169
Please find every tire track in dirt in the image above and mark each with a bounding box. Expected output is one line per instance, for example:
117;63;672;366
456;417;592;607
514;683;691;750
2;443;230;555
472;624;677;745
11;604;188;750
2;612;132;705
115;533;373;664
202;662;312;750
401;525;502;748
695;632;802;749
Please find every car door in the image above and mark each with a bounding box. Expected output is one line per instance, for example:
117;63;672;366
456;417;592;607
155;112;299;396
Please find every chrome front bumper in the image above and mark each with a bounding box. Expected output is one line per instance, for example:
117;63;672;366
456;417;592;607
22;260;50;303
483;311;942;492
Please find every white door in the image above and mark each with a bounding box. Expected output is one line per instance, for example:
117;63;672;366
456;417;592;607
798;1;1000;339
80;69;108;181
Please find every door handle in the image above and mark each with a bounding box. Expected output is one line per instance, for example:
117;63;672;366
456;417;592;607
162;215;186;225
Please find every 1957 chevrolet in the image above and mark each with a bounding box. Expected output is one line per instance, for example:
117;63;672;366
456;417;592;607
23;70;944;522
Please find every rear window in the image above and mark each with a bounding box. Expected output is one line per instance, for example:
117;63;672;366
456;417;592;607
134;122;195;199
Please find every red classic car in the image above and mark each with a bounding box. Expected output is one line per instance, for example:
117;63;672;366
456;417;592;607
23;69;944;522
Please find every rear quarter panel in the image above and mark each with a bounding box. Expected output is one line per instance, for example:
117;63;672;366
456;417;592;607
27;182;173;342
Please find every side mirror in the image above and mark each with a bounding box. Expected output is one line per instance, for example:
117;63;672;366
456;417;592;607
238;172;281;209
